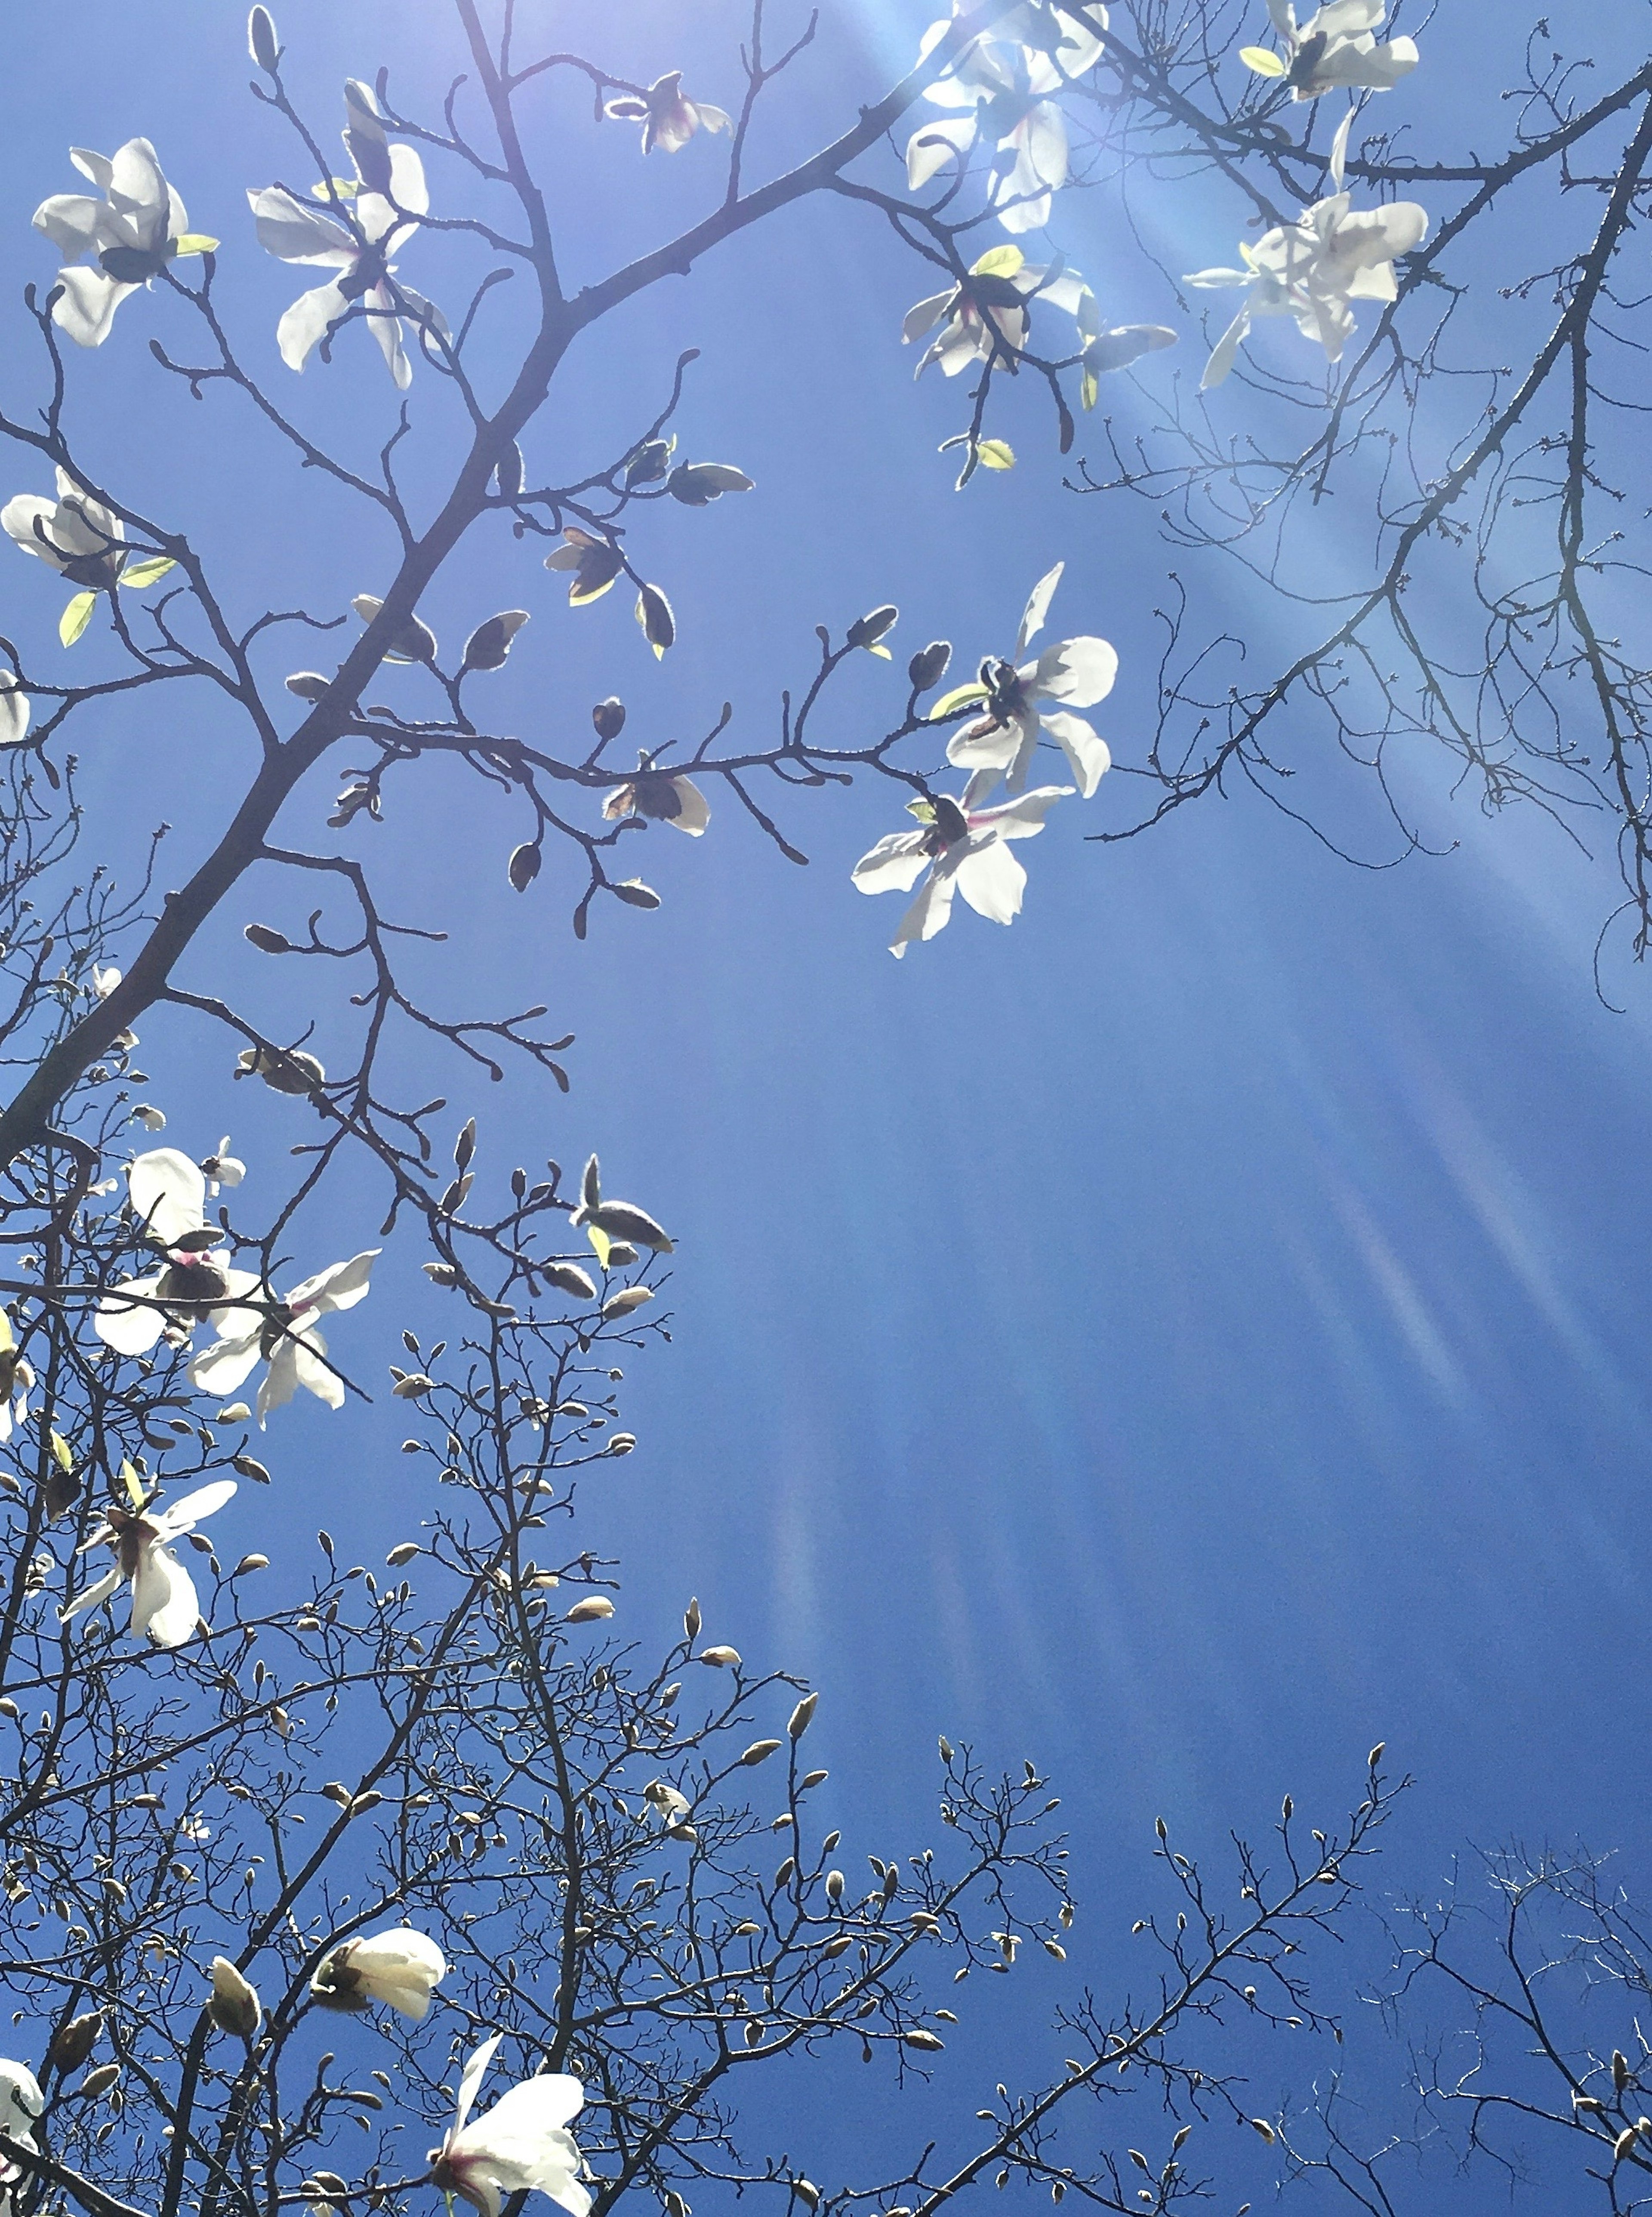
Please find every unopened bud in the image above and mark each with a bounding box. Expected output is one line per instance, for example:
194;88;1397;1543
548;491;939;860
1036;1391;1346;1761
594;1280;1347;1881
908;640;952;692
698;1645;740;1668
788;1692;818;1740
208;1958;261;2040
566;1596;615;1623
386;1543;420;1567
248;6;279;70
592;697;626;741
79;2061;122;2099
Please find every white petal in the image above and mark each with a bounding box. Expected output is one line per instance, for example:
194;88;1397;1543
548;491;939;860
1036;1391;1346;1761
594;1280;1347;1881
94;1272;167;1356
906;115;976;191
2;497;69;572
968;783;1073;838
1030;634;1118;709
146;1478;237;1543
132;1541;199;1648
1200;304;1252;388
889;859;959;957
1039;708;1111;797
453;2035;505;2139
902;290;955;345
666;776;709;835
32;193;111;258
954;837;1027;924
363;283;412;388
59;1564;123;1625
1015;563;1064;656
256;1341;302;1422
247;186;358;267
129;1147;206;1246
0;680;24;749
292;1336;345;1409
277;277;352;373
388;143;429;217
289;1249;378;1317
851;829;934;896
187;1329;262;1397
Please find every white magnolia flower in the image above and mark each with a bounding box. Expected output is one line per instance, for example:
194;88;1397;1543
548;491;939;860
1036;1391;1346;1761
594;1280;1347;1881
312;1926;447;2019
33;139;216;348
3;469;126;590
907;5;1104;232
0;680;28;750
938;563;1116;798
1074;287;1176;401
0;2060;43;2201
903;246;1091;379
95;1149;232;1358
202;1136;246;1194
90;963;122;998
1242;0;1419;98
431;2034;591;2217
602;761;709;836
0;1315;32;1451
1185;113;1427;385
59;1478;237;1650
604;73;731;154
852;770;1073;957
188;1251;378;1424
248;82;443;388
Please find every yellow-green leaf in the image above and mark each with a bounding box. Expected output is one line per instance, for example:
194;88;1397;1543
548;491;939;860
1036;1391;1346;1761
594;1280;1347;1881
977;440;1016;471
586;1223;613;1268
1082;367;1100;412
312;178;360;200
1239;45;1287;76
59;592;96;647
49;1430;74;1473
929;683;990;721
172;234;220;257
120;1459;145;1510
905;798;937;823
865;642;892;659
971;244;1025;279
120;556;176;590
568;573;618;608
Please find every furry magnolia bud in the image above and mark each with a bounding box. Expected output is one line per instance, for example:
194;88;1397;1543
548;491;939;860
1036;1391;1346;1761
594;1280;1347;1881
788;1691;818;1740
248;6;278;70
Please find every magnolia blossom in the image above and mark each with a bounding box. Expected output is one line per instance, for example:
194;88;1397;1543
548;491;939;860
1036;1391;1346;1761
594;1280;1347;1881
248;82;443;388
1186;113;1427;385
202;1136;246;1194
603;761;709;836
95;1149;231;1358
1242;0;1419;98
0;681;28;750
0;2060;42;2204
431;2034;590;2217
907;5;1103;231
941;563;1116;798
311;1926;447;2019
60;1478;236;1650
33;139;215;347
604;73;731;154
852;770;1073;958
904;247;1091;379
0;1315;32;1451
188;1250;378;1424
3;469;126;590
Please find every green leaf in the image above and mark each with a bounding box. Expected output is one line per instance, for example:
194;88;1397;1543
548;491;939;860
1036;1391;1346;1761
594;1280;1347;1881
1082;367;1100;412
120;556;177;589
865;643;892;659
586;1223;613;1269
172;234;220;257
1239;44;1288;76
59;592;96;647
929;683;990;721
977;440;1016;471
971;244;1025;279
313;177;360;200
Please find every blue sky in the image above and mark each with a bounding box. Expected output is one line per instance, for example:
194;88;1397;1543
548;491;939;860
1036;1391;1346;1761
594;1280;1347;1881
1;0;1645;2204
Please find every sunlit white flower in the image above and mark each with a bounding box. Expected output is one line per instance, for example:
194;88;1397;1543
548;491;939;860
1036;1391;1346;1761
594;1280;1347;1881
208;1957;262;2039
3;469;126;590
311;1926;447;2019
0;1315;33;1451
907;5;1104;232
202;1136;246;1194
90;963;121;998
903;246;1091;379
431;2034;591;2217
247;82;444;388
0;2059;42;2202
603;760;709;836
1185;114;1427;385
59;1478;236;1650
32;139;216;348
188;1251;378;1424
95;1148;232;1358
604;73;731;154
1241;0;1419;98
938;563;1115;798
0;680;28;751
851;770;1073;958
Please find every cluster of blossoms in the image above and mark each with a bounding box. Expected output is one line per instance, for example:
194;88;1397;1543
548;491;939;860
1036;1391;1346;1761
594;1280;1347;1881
853;565;1115;956
0;1949;591;2217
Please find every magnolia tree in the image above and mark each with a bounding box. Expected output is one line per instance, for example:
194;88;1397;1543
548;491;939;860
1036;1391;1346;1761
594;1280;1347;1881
0;4;1640;2217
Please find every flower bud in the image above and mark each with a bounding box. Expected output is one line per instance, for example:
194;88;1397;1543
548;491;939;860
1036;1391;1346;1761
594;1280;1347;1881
1249;2120;1275;2145
507;841;542;893
684;1596;702;1640
80;2061;122;2099
231;1454;270;1484
602;1286;654;1318
285;671;330;700
908;640;952;692
606;1432;637;1454
847;605;898;650
740;1739;781;1766
386;1543;420;1567
698;1644;740;1668
788;1691;818;1740
592;697;627;740
208;1958;262;2040
566;1595;615;1623
461;610;530;674
825;1869;844;1900
248;6;279;70
545;1263;596;1300
48;2012;104;2075
613;879;661;911
493;443;524;500
903;2029;945;2052
233;1554;269;1577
